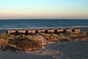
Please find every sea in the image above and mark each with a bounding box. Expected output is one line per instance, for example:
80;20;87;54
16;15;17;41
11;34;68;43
0;19;88;29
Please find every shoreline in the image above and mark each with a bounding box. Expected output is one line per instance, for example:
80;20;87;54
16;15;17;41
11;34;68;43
0;27;88;34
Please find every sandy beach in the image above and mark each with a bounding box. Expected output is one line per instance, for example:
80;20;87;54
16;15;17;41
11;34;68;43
0;40;88;59
0;27;88;59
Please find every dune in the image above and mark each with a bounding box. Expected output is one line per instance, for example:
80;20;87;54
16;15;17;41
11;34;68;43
0;40;88;59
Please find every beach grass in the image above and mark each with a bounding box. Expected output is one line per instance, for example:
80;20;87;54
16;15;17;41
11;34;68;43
0;32;88;52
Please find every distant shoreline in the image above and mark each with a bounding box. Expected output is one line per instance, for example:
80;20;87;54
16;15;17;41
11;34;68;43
0;19;88;20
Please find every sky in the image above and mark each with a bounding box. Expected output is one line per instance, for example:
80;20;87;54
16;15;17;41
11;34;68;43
0;0;88;19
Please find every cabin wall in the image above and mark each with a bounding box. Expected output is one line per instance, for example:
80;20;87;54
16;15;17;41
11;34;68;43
6;28;81;35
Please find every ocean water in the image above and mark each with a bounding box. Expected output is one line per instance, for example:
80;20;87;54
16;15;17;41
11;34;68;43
0;19;88;29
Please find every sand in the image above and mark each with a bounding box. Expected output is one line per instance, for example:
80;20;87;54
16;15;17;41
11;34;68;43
0;40;88;59
46;40;88;59
0;27;88;59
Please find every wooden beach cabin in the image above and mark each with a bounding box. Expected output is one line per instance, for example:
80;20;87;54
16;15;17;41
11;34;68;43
27;29;36;34
7;30;16;34
66;28;72;33
57;29;64;33
37;29;45;33
17;29;26;35
47;29;55;33
73;28;80;33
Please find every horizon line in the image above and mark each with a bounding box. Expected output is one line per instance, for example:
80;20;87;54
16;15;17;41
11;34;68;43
0;18;88;20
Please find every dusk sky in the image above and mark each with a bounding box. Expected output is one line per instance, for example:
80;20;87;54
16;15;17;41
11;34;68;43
0;0;88;19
